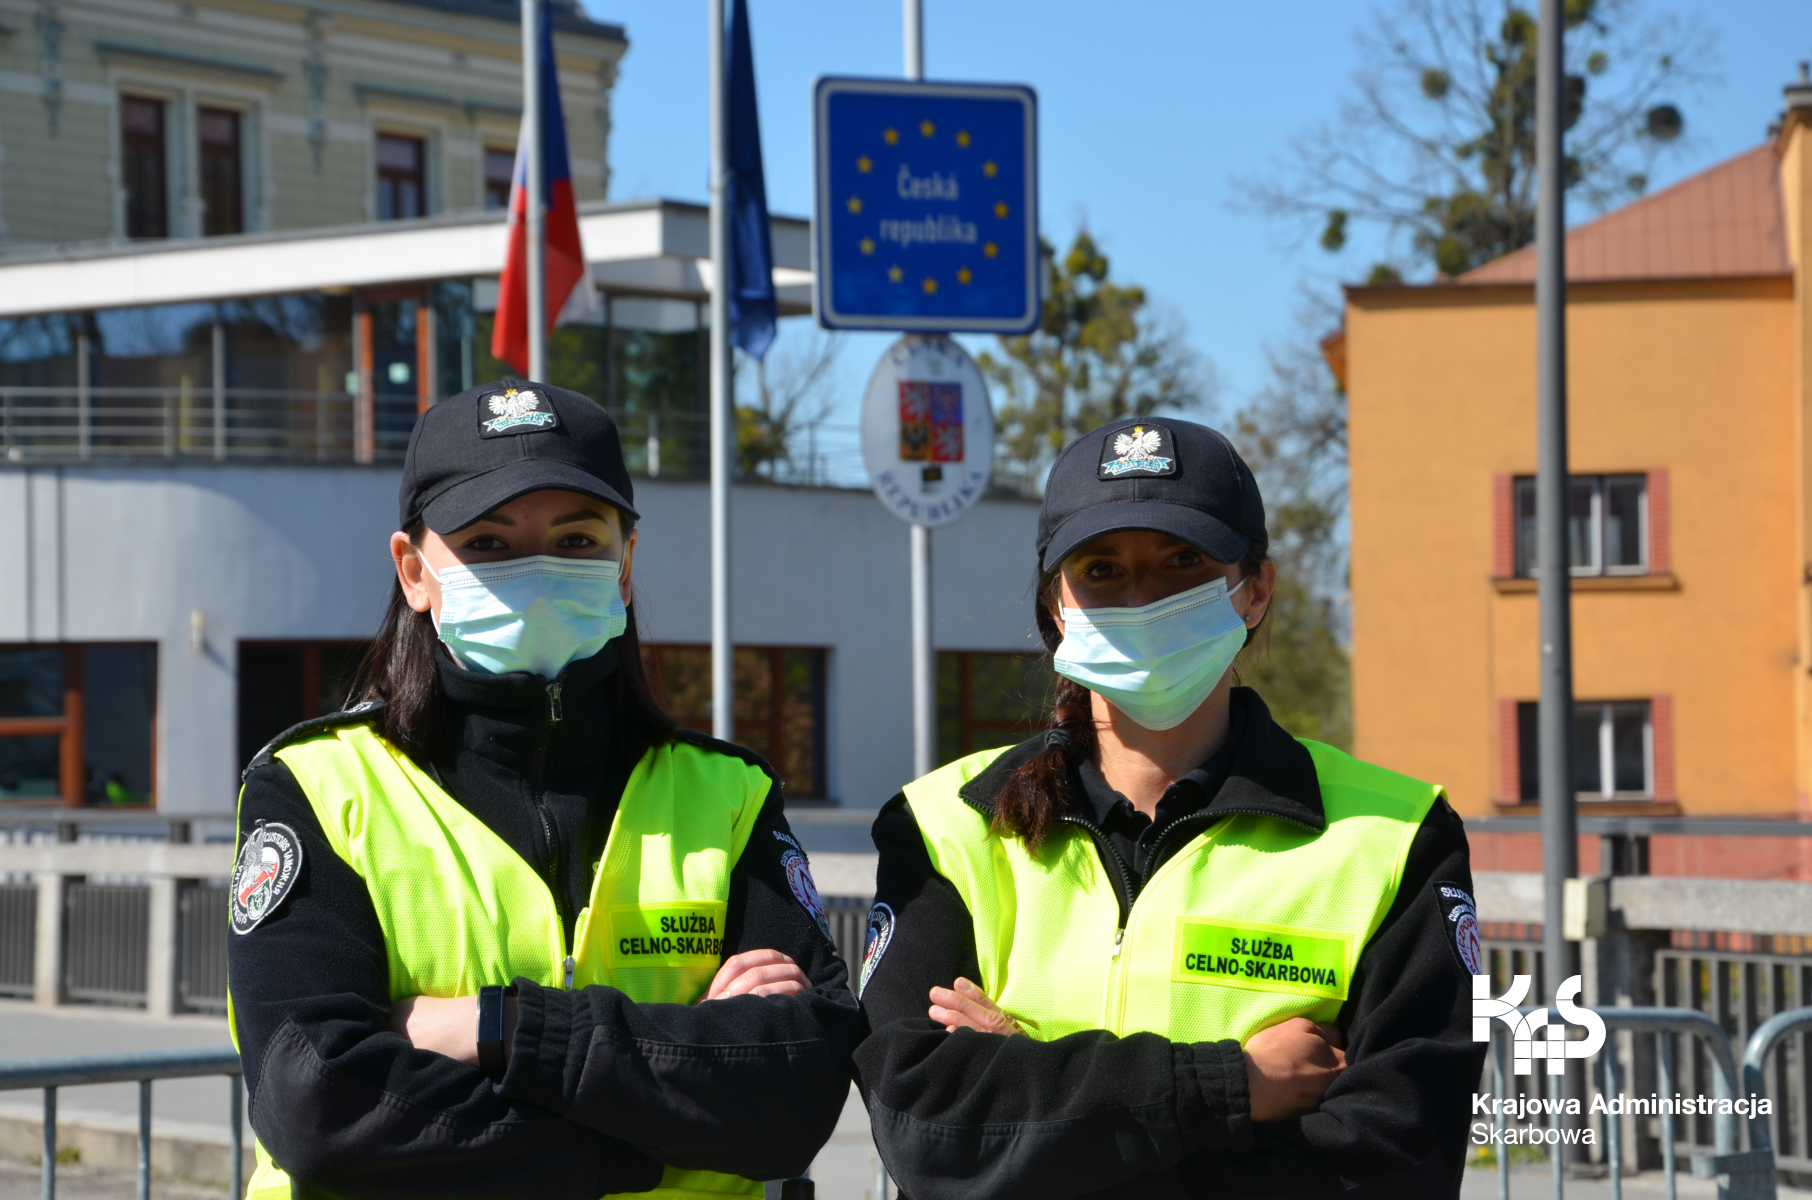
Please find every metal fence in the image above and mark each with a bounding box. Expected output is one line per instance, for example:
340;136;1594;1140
0;884;34;997
178;883;229;1014
63;884;148;1006
0;1047;243;1200
1658;948;1812;1176
0;386;423;464
0;385;873;487
823;895;870;975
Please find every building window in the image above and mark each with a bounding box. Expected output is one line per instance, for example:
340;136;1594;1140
121;96;168;240
645;645;827;799
937;652;1053;767
198;107;243;236
376;134;426;220
484;146;515;210
237;641;369;771
1517;699;1652;801
0;644;157;806
1514;474;1647;577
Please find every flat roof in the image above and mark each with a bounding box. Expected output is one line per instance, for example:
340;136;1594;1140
0;199;813;316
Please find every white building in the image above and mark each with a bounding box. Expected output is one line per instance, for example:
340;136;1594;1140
0;202;1047;821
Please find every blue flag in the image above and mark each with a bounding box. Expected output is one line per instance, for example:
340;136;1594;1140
726;0;776;360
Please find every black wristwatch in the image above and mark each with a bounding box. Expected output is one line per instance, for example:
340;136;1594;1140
476;985;515;1078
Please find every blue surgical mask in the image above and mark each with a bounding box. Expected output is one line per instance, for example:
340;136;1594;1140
1052;576;1249;731
428;555;628;679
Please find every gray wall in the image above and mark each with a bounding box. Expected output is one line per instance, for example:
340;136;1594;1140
0;464;1042;814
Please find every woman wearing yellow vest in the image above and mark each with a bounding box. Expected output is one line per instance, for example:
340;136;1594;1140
227;382;860;1199
856;418;1486;1198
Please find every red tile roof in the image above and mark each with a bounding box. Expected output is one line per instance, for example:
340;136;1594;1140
1457;144;1789;284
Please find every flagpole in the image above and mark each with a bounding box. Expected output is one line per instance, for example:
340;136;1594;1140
903;0;934;781
523;0;547;381
708;0;733;742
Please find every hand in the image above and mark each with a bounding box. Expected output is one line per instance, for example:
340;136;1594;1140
390;994;517;1069
1243;1017;1346;1122
928;977;1021;1035
703;949;811;1001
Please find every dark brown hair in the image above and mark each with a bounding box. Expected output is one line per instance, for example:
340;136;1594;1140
355;517;676;768
992;541;1272;850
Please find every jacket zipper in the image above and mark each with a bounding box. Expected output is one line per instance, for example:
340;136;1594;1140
532;679;568;971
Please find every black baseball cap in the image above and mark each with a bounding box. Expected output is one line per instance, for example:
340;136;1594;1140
1036;417;1267;570
399;380;639;532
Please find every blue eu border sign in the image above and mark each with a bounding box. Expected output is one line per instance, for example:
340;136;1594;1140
813;77;1038;334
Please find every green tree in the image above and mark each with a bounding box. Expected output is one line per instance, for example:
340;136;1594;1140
1232;297;1353;748
979;230;1214;496
733;329;841;482
1240;0;1711;278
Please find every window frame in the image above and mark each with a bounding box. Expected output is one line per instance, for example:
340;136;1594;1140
1513;473;1649;578
642;643;831;800
1516;698;1654;802
483;145;515;211
0;642;159;808
937;650;1053;766
236;639;371;772
120;94;170;240
375;132;429;221
197;104;246;237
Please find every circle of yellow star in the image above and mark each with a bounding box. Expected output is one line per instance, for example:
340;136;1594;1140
984;241;999;258
857;155;872;173
860;238;875;255
919;119;935;137
884;127;899;145
848;197;863;214
922;277;938;294
956;131;971;148
983;160;998;178
994;201;1009;218
957;267;973;284
888;265;903;283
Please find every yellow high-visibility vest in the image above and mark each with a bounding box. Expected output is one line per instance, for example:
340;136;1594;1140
902;738;1442;1044
231;721;770;1200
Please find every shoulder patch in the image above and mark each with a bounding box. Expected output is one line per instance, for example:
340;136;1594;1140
1436;882;1483;976
478;386;559;437
858;902;895;998
778;846;834;945
242;701;384;781
772;829;804;855
231;822;303;934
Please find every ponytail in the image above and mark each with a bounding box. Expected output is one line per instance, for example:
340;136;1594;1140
990;542;1273;851
991;567;1091;852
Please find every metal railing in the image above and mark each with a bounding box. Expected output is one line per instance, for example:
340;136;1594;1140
0;386;424;464
178;884;230;1014
1479;1003;1812;1200
0;884;34;996
63;883;148;1005
0;1047;243;1200
0;385;873;486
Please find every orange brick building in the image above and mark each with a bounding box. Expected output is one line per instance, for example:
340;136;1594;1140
1331;86;1812;880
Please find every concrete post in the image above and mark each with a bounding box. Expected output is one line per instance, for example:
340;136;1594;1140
33;872;66;1007
145;877;182;1018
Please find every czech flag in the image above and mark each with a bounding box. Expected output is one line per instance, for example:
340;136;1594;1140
491;0;588;377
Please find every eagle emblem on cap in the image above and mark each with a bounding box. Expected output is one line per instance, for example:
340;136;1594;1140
1099;424;1176;478
1114;428;1161;461
480;387;558;436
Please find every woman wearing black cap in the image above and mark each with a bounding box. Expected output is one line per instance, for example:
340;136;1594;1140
227;382;861;1200
856;418;1485;1198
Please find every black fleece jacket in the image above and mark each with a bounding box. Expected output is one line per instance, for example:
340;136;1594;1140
855;688;1485;1200
228;645;862;1199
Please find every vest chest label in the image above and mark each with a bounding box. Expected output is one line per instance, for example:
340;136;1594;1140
606;903;728;969
1171;919;1351;1001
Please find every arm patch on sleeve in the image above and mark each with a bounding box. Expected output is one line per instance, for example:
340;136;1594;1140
774;832;834;946
1436;883;1483;976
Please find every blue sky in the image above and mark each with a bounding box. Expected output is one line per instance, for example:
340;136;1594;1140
584;0;1808;440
